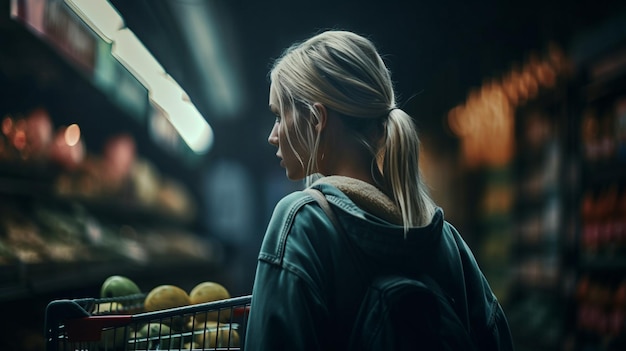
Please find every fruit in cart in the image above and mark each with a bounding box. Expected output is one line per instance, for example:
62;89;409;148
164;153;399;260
94;301;123;314
134;323;186;350
100;328;129;351
189;281;231;304
145;285;191;310
194;324;240;349
94;302;130;350
183;341;200;350
188;319;218;331
189;281;231;323
100;275;141;299
144;285;191;330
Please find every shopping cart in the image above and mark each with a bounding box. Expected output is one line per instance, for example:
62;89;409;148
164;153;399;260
44;293;251;350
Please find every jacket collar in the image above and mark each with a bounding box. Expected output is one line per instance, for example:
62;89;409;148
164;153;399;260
311;175;403;225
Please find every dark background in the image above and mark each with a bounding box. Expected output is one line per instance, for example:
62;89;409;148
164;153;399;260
110;0;624;152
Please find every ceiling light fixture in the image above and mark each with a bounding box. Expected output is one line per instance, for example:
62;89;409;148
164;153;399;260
64;0;213;155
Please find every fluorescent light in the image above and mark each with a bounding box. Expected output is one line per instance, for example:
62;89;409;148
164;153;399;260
111;28;166;90
64;0;214;155
149;75;213;154
65;0;164;90
172;102;214;154
64;0;123;42
148;74;184;110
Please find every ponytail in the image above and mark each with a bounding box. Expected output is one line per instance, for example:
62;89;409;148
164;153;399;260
381;109;436;234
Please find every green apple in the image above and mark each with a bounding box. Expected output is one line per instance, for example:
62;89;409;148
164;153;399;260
100;275;141;298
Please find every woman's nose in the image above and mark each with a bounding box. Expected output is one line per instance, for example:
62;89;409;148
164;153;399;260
268;123;279;146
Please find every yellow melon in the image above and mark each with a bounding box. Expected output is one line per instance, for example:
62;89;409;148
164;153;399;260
144;285;191;330
144;285;190;311
189;282;231;323
194;325;239;349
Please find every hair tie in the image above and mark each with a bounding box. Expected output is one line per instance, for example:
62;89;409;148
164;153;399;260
378;107;399;120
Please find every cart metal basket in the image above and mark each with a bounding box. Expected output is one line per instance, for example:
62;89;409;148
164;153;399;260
44;293;251;351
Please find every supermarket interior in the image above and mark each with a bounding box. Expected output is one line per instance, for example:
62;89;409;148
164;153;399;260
1;0;626;350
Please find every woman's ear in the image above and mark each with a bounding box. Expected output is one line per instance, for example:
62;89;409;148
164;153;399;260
312;103;328;133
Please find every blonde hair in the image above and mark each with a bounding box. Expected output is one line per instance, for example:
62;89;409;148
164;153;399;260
270;30;436;230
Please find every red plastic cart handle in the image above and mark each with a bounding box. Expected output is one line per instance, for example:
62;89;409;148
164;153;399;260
65;315;132;342
233;306;250;318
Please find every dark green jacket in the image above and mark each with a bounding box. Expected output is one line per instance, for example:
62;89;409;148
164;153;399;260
245;176;513;351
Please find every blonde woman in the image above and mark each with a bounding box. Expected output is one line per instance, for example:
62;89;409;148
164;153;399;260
245;30;513;351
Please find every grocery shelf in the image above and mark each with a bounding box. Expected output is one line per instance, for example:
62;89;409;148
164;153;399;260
0;11;218;305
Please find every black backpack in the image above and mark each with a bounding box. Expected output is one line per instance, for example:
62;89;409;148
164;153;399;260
348;273;477;351
305;188;477;351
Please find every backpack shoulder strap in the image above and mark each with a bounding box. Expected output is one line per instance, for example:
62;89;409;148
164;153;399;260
304;187;367;269
304;187;343;234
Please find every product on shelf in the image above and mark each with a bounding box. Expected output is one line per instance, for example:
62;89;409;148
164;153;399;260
101;133;136;189
49;124;85;170
3;106;197;222
157;178;196;220
575;275;626;339
580;183;626;258
2;109;54;163
1;205;49;264
24;107;53;160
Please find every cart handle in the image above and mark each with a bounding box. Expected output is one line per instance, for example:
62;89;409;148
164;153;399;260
233;306;250;318
65;315;132;342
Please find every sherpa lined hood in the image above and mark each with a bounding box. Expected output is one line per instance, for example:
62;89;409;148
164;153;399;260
311;175;403;225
